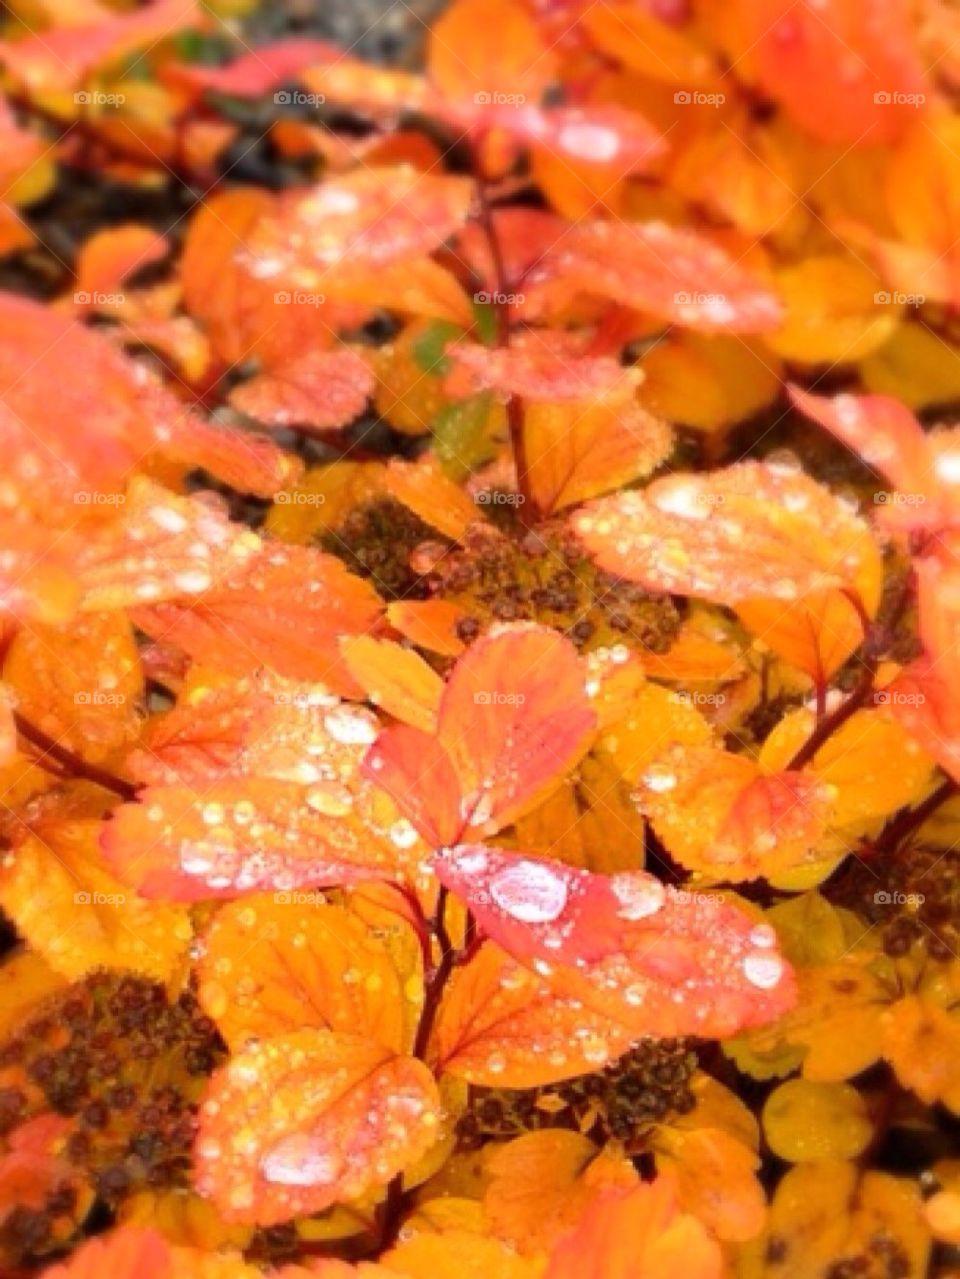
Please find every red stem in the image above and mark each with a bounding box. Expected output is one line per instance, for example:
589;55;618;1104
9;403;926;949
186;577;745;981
14;712;137;801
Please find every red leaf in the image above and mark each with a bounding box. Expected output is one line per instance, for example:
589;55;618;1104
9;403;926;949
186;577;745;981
364;725;463;848
170;37;341;97
431;846;795;1037
243;168;474;280
364;624;596;843
194;1030;442;1225
524;222;783;333
432;845;634;965
40;1228;173;1279
229;348;374;432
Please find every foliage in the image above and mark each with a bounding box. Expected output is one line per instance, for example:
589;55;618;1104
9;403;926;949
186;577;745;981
0;0;957;1276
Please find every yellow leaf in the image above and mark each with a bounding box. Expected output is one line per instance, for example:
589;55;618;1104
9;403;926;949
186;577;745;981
0;810;192;982
0;948;65;1043
265;461;387;544
860;323;960;410
341;636;443;734
764;254;899;364
654;1126;765;1242
762;1080;872;1162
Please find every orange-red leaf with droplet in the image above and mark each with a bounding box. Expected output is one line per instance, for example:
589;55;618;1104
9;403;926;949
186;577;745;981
101;776;407;901
244;169;474;281
0;292;298;505
129;542;382;691
194;1029;441;1225
364;624;596;843
431;846;796;1038
524;222;782;333
791;386;959;535
572;461;875;606
229;348;374;433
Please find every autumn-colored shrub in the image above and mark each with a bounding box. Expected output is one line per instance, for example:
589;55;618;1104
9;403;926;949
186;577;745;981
0;0;958;1276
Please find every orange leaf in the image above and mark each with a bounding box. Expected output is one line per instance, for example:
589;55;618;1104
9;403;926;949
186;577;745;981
484;1131;637;1254
3;610;142;766
197;896;412;1052
194;1029;441;1224
428;0;557;107
525;399;673;514
742;0;927;145
384;458;479;542
635;745;831;880
572;461;876;606
445;343;641;403
386;600;466;657
545;1173;723;1279
524;222;782;333
429;941;638;1087
73;224;168;308
229;348;374;433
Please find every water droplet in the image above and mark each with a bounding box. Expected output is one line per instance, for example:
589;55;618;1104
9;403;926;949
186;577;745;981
611;873;665;920
323;707;378;745
489;859;569;923
743;951;784;989
260;1135;343;1187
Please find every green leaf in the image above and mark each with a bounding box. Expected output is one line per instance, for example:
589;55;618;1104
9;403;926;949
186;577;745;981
411;321;464;377
433;391;498;482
